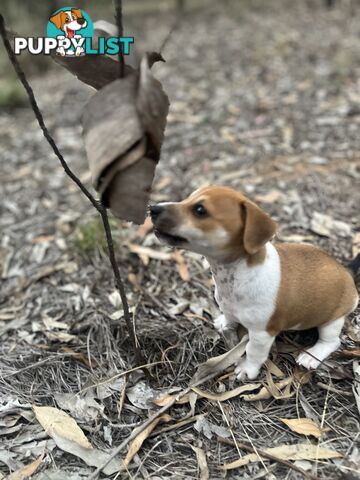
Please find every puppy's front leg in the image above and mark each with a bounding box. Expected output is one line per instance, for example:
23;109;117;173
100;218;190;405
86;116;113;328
235;330;275;380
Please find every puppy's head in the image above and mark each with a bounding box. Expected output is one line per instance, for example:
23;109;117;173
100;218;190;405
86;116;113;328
50;9;87;36
150;185;276;262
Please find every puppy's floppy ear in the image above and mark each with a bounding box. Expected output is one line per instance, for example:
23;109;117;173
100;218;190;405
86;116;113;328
242;201;276;254
71;8;83;19
49;11;65;30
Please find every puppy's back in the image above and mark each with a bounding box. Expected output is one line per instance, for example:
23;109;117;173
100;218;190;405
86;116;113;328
266;243;358;334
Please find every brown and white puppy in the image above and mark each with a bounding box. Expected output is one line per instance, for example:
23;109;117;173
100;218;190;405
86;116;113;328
150;185;359;380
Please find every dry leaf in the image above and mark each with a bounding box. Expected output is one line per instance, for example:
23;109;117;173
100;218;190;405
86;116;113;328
128;243;172;265
6;454;44;480
277;233;314;243
279;418;321;438
173;250;190;282
352;232;360;257
266;359;285;378
310;212;352;238
191;446;209;480
191;335;248;384
33;406;91;449
242;377;293;402
153;392;190;407
255;190;283;204
50;432;122;476
80;55;169;224
135;216;153;239
353;361;360;417
192;383;261;402
123;414;172;467
222;443;342;470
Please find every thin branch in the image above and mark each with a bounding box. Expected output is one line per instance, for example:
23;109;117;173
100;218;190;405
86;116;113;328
0;14;145;368
113;0;125;77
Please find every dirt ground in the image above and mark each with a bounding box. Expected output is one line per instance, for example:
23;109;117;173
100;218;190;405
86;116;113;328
1;1;360;479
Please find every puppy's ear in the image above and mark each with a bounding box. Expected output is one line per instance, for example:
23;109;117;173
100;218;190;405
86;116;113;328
71;8;83;19
242;201;276;254
49;11;64;30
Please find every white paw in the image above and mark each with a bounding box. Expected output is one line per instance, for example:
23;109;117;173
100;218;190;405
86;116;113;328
297;351;320;370
235;358;260;381
214;314;229;333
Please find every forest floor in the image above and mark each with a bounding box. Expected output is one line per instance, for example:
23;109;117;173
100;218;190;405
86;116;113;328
0;1;360;479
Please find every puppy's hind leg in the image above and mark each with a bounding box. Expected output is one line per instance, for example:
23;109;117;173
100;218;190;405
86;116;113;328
297;317;344;370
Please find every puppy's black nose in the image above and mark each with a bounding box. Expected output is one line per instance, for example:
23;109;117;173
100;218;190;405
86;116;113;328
77;17;85;25
149;205;164;220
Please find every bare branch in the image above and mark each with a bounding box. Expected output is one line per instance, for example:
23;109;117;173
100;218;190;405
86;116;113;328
0;13;146;368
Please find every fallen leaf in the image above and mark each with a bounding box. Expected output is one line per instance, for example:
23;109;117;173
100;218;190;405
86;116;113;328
191;335;248;384
242;377;293;402
191;445;209;480
192;383;261;402
255;190;283;204
173;250;190;282
222;443;342;470
6;454;44;480
266;359;286;378
353;361;360;417
194;415;230;440
123;414;172;467
135;216;153;239
50;432;122;476
54;393;103;422
33;406;91;449
310;212;352;238
279;418;321;438
277;233;314;243
128;243;172;265
352;232;360;257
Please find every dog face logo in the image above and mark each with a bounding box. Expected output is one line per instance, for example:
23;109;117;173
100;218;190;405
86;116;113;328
47;7;93;56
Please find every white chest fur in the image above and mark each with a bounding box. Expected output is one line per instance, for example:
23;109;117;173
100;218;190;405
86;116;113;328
210;243;281;331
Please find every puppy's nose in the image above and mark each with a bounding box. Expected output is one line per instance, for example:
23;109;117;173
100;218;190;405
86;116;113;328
149;205;164;221
77;17;86;25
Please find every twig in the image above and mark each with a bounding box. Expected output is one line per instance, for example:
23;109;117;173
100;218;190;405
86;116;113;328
0;14;145;368
159;0;185;54
217;437;320;480
87;369;227;479
113;0;125;77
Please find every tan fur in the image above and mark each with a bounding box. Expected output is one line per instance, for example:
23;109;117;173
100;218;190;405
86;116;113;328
266;243;358;335
176;185;276;262
49;9;84;30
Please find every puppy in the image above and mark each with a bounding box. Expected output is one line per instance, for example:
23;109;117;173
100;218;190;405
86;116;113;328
150;185;359;380
49;9;87;56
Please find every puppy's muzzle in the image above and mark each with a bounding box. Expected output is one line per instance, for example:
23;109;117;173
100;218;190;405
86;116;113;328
149;205;164;221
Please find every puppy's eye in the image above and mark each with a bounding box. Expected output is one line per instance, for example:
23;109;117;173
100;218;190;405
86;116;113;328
192;203;208;218
65;18;70;23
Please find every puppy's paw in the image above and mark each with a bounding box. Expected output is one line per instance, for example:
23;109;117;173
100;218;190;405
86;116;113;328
296;351;320;370
235;358;260;381
214;314;228;333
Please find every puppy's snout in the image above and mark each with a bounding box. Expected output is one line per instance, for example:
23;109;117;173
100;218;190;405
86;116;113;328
77;17;86;25
149;205;164;222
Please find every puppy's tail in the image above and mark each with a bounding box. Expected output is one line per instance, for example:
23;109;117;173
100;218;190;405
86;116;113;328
348;253;360;277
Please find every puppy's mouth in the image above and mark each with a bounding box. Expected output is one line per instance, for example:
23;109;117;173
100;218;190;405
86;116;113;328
66;27;75;38
154;229;188;247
